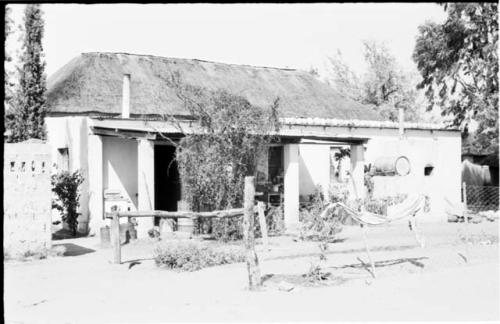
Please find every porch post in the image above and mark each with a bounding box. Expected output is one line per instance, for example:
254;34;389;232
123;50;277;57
350;144;365;200
137;139;155;237
284;144;300;232
88;134;104;236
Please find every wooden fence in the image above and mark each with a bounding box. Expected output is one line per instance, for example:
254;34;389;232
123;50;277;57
106;208;246;264
105;176;267;289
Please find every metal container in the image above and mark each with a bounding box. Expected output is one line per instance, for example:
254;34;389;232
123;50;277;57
177;218;194;234
373;156;411;176
100;226;110;245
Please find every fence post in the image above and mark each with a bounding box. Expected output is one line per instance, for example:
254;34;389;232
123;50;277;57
462;182;470;260
244;176;261;290
257;201;270;251
112;212;121;264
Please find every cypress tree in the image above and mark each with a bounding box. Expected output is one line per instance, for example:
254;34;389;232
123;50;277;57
7;4;47;142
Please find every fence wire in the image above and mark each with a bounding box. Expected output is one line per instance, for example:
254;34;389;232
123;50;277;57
465;185;499;212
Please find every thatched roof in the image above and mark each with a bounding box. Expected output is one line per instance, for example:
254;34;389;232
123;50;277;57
46;52;383;120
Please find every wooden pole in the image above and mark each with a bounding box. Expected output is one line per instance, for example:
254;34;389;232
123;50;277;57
112;212;121;264
105;208;245;219
360;224;376;278
257;201;270;251
243;176;261;290
462;182;470;262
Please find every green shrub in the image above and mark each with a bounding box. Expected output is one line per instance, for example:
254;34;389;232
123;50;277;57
154;241;246;271
195;204;285;242
210;217;245;242
51;170;84;236
351;194;409;215
266;205;285;235
300;186;343;242
23;248;48;260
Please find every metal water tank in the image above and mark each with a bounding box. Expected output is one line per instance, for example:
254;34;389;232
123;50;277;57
373;156;411;176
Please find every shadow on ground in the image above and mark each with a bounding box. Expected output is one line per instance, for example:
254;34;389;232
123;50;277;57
52;229;88;240
265;244;419;262
262;256;429;289
52;243;96;257
329;256;429;270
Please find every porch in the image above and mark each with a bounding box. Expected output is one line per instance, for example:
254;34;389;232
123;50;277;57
86;117;369;236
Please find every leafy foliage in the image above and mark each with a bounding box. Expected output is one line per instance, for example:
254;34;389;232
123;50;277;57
334;147;350;162
51;170;84;236
164;72;280;240
327;41;426;122
364;171;375;198
299;186;343;242
6;4;47;143
265;205;285;236
4;6;14;111
154;241;245;271
413;3;498;154
350;194;409;216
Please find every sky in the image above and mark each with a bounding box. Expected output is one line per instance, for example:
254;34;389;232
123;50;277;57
6;3;447;79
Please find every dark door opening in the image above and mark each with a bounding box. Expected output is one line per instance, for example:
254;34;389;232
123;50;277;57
154;145;180;225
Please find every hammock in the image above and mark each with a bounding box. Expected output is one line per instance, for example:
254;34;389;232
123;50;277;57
321;194;426;226
323;187;426;278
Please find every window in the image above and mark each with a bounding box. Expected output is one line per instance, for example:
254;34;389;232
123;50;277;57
57;148;69;171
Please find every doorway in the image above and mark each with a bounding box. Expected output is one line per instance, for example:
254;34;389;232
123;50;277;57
154;145;180;225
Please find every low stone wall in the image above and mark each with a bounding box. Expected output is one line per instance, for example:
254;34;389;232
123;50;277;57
4;141;52;257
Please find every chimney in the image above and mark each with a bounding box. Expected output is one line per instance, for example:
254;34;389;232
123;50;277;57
122;74;131;118
398;107;404;137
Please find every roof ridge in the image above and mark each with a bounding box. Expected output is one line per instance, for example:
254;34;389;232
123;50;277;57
81;51;300;72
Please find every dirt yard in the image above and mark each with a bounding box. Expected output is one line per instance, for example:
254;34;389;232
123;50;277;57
4;221;499;323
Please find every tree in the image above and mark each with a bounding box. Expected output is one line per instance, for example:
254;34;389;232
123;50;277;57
327;41;424;122
6;4;47;143
413;3;498;154
4;6;15;115
326;50;363;102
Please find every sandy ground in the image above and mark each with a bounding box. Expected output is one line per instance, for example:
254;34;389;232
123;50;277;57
4;221;499;323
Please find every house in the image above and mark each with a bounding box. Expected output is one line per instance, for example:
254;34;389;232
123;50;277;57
45;52;462;236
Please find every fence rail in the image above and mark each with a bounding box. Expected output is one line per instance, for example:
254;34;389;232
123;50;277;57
105;208;245;220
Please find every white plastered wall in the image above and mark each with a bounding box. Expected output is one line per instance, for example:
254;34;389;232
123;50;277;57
298;144;331;199
46;117;142;233
102;136;139;211
364;129;461;222
295;128;461;222
45;116;91;233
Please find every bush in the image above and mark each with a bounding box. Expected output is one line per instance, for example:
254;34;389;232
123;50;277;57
210;217;245;242
300;186;343;242
51;170;84;236
194;204;285;242
154;241;246;271
351;194;409;216
266;205;285;235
